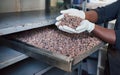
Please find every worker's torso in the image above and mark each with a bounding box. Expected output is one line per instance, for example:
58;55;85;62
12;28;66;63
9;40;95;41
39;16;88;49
114;8;120;30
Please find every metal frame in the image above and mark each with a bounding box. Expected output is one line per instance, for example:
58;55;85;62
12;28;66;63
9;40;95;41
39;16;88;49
0;37;105;72
0;45;28;69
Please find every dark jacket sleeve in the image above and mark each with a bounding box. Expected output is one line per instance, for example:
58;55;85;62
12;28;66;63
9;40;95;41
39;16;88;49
94;1;120;50
115;30;120;50
94;0;120;24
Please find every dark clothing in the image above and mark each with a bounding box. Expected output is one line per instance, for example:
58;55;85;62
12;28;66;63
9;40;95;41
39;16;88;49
94;1;120;75
95;0;120;50
107;45;120;75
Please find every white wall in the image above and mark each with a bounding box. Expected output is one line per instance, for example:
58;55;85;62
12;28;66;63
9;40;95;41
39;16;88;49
0;0;45;13
20;0;45;11
0;0;17;13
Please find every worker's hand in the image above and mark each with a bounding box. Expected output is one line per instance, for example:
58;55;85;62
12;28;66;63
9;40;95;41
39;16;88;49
55;8;87;33
76;20;95;33
56;8;85;21
55;21;77;33
55;20;95;33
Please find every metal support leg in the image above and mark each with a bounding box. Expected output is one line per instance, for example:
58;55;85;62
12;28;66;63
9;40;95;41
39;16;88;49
64;62;82;75
82;0;87;11
78;62;82;75
34;66;54;75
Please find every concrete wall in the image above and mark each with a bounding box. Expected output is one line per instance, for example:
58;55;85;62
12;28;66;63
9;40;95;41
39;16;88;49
0;0;45;13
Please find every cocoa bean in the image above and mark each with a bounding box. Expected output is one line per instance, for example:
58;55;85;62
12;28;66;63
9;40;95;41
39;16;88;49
8;26;101;58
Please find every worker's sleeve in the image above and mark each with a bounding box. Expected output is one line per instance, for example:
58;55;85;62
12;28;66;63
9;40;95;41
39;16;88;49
115;30;120;50
94;0;120;24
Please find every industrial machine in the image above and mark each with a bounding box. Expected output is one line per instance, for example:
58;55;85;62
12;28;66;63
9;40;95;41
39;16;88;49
0;0;106;75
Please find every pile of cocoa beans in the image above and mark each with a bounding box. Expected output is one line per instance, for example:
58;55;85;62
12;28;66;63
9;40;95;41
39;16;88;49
9;26;101;58
59;14;83;29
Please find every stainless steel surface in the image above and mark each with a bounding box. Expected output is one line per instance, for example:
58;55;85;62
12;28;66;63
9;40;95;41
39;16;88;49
0;45;28;69
0;37;73;72
35;66;54;75
0;36;105;72
0;10;59;36
0;58;51;75
97;48;107;75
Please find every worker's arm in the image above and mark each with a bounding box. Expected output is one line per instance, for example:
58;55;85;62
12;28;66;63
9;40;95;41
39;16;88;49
56;0;120;46
92;25;116;45
84;0;120;45
85;10;98;23
85;0;120;24
84;10;116;44
56;10;116;44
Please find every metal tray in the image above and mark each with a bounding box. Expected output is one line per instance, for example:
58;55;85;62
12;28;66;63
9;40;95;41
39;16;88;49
0;26;105;72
